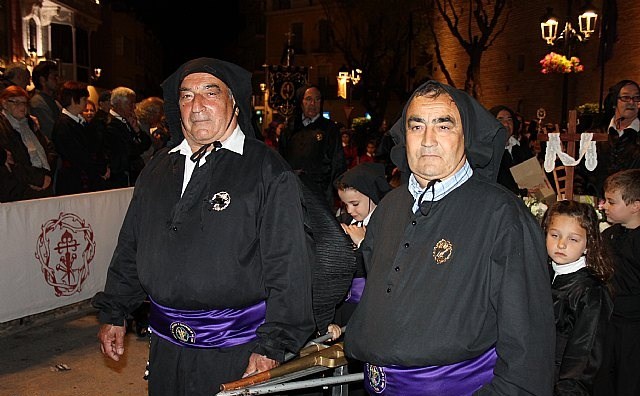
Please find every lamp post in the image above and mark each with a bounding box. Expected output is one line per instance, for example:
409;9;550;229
540;1;598;128
337;66;362;129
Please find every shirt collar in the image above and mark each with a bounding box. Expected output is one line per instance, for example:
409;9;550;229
169;125;246;159
409;160;473;213
302;114;321;126
62;108;84;124
552;256;586;281
609;117;640;136
505;135;520;154
109;109;127;124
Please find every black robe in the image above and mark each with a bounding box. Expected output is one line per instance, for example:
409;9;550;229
552;267;613;395
92;137;315;362
344;175;555;395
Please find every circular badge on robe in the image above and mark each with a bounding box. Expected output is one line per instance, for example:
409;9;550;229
315;132;324;141
432;238;453;264
170;322;196;344
207;191;230;211
365;363;386;393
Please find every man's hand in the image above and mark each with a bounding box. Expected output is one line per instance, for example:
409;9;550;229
97;323;126;361
41;175;52;190
242;353;279;378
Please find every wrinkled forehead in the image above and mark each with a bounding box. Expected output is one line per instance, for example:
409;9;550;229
619;83;640;95
180;72;229;92
405;93;461;126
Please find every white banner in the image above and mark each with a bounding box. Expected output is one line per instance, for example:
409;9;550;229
0;188;134;323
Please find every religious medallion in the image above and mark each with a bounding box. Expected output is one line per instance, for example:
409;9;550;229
207;192;231;211
170;322;196;344
365;363;386;393
432;239;453;264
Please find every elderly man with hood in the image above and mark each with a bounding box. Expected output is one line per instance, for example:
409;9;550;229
343;81;555;395
92;58;315;395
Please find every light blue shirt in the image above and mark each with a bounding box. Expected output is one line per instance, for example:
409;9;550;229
409;160;473;213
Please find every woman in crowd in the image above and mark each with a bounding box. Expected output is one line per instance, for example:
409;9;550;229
490;104;534;196
0;85;55;198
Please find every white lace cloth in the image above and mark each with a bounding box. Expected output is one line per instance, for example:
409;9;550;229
544;132;597;173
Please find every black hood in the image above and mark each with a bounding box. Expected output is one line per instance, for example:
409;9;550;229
160;57;254;147
389;81;506;182
333;162;391;204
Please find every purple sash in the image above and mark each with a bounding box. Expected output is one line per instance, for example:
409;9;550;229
148;298;266;348
344;277;366;303
364;347;497;395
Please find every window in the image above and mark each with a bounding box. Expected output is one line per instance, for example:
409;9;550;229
291;23;304;54
317;20;332;52
51;24;73;63
274;0;291;11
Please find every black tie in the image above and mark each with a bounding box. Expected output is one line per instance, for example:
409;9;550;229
418;179;441;216
190;141;222;164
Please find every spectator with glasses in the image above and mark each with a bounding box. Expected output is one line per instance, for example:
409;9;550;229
585;80;640;198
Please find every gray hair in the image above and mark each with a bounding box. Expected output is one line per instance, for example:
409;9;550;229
110;86;136;106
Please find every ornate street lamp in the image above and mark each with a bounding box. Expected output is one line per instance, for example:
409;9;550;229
539;1;598;128
336;65;362;128
540;2;598;46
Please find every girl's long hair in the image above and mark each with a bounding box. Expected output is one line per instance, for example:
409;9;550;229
541;200;615;295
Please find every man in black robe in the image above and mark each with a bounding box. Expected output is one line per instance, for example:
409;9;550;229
92;58;315;396
279;84;346;209
344;81;555;395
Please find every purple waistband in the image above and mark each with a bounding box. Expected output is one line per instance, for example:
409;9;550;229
344;277;366;303
148;298;266;349
365;347;497;395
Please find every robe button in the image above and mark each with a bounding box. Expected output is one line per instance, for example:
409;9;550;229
411;221;416;225
171;226;178;231
404;243;409;248
386;288;391;293
395;266;400;272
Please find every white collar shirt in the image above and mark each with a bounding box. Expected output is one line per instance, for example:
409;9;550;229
169;125;245;196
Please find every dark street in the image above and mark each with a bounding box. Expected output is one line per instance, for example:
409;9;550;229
0;304;149;395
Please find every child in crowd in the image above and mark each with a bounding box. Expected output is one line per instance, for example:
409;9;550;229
328;163;390;324
327;162;391;395
595;169;640;396
542;200;614;395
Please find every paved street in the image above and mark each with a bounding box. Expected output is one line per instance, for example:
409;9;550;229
0;306;149;396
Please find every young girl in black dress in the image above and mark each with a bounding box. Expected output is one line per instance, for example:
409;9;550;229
542;200;614;395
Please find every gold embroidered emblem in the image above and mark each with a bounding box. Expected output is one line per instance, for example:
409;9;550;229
316;133;324;141
170;322;196;344
432;239;453;264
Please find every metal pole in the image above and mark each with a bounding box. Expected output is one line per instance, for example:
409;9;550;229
560;0;574;129
215;373;364;396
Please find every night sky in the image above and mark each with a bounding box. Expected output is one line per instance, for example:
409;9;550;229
118;0;241;75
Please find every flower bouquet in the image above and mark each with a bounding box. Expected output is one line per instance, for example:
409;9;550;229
539;52;584;74
522;196;548;223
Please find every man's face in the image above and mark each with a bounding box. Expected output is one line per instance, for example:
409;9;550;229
114;95;136;119
405;94;466;187
45;72;59;93
302;87;321;119
179;72;236;151
615;83;640;122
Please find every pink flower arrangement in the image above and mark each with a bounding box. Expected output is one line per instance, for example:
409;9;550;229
539;52;584;74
